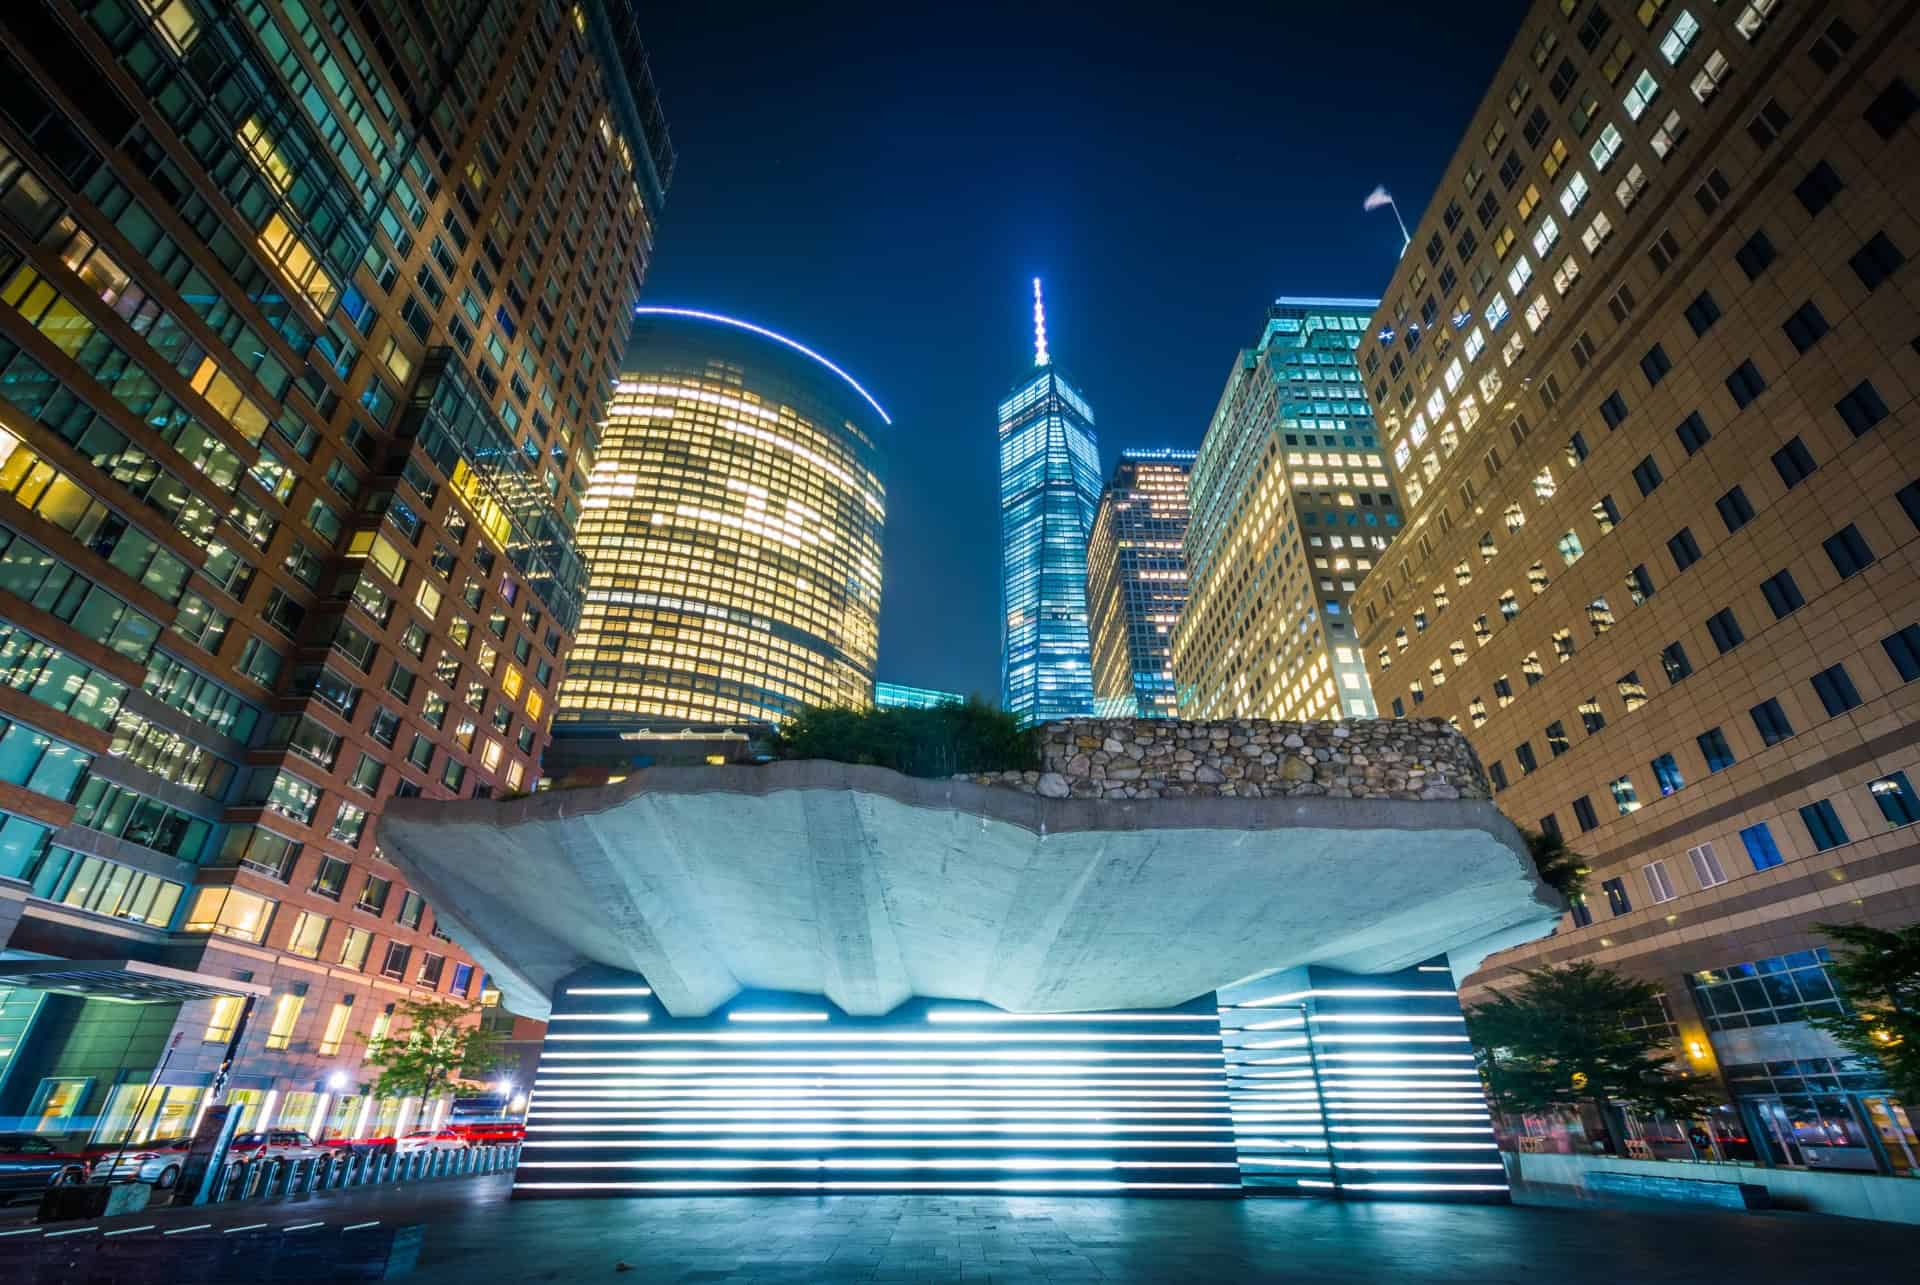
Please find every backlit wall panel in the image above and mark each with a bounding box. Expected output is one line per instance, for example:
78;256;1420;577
519;969;1240;1196
1219;958;1507;1201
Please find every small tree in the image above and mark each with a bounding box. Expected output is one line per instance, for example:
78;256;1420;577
1465;962;1716;1153
1523;828;1588;901
1810;921;1920;1104
775;699;1036;778
366;998;510;1103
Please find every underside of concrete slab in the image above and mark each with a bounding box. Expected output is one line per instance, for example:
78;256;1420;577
379;755;1560;1022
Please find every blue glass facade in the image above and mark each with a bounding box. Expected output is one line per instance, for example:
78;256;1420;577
998;360;1101;724
874;682;965;710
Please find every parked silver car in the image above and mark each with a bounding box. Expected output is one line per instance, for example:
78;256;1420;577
86;1136;193;1188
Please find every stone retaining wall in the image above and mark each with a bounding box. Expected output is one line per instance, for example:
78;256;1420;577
960;718;1489;802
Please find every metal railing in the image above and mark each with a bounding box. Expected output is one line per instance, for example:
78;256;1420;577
201;1142;521;1205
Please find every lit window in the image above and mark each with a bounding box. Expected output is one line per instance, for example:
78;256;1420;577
1624;69;1661;120
1589;122;1624;171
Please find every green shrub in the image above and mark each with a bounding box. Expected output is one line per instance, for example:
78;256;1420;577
776;699;1037;778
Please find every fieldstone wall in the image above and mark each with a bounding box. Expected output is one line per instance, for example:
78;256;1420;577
960;718;1490;802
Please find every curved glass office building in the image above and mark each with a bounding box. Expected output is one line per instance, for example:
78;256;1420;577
558;309;888;727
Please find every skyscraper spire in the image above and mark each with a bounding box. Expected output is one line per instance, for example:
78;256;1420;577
1031;277;1049;367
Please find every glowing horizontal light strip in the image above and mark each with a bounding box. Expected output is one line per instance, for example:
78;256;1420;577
1306;1182;1508;1193
537;1060;1226;1073
564;987;653;996
529;1091;1227;1103
728;1012;830;1022
534;1080;1223;1093
924;1011;1217;1023
515;1182;1240;1192
1417;966;1452;973
1328;1126;1492;1135
1241;1019;1305;1032
549;1014;652;1023
1319;1053;1476;1062
1335;1163;1504;1171
1239;1158;1335;1168
632;307;892;424
1307;1015;1465;1024
520;1159;1237;1171
1329;1141;1492;1150
544;1033;1222;1044
530;1109;1232;1122
522;1123;1235;1135
525;1138;1235;1150
1231;989;1455;1007
1307;1036;1469;1044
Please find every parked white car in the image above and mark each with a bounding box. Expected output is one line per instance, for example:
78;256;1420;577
394;1128;470;1156
228;1129;328;1164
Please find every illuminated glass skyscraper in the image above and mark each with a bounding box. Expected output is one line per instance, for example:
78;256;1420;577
998;280;1100;723
559;309;888;727
1088;450;1195;718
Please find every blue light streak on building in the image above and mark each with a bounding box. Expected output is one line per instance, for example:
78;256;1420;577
874;682;965;710
998;283;1101;724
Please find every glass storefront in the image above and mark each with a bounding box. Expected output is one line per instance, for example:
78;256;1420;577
93;1082;204;1144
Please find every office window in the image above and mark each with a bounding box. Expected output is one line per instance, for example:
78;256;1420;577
1667;527;1701;571
1792;161;1844;216
1546;722;1570;757
1694;168;1730;213
1640;344;1673;386
1628;564;1656;604
1823;524;1875;578
1594;494;1620;530
1675;412;1711;456
1734;230;1776;280
1904;481;1920;534
1760;570;1803;618
1642;861;1677;905
264;993;305;1052
1651;753;1685;796
1750;697;1795;746
1617;672;1647;713
1600;391;1630;428
1871;772;1920;827
1687;843;1728;889
1697;728;1736;773
1578;696;1607;734
1661;641;1692;684
380;942;412;980
1782;301;1830;353
1835;381;1890;436
1810;663;1862;715
1863;77;1919;140
1684;290;1721;335
1771;437;1816;488
1884;624;1920;681
1602;876;1632;916
1747;98;1791;148
310;856;349;900
1716;486;1753;533
1573;796;1599;832
1849;232;1907;292
1799;800;1849;852
1706;608;1744;654
1489;761;1509;792
1726;359;1767;408
1633;455;1664;496
1611;775;1641;815
318;1000;354;1056
1515;741;1539;775
1571;897;1594;927
1740;822;1784;870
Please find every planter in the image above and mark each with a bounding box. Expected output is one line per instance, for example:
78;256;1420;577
37;1179;151;1223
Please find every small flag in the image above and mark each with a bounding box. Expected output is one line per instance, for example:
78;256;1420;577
1451;309;1473;329
1363;185;1395;212
1377;326;1397;345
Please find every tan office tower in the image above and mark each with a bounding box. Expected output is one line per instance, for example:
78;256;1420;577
1175;299;1401;720
558;308;888;730
1352;0;1919;1168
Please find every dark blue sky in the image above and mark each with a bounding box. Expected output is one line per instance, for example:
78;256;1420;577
637;1;1528;700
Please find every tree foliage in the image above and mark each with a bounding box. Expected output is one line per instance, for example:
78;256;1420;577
775;699;1037;778
1522;828;1588;901
1810;921;1920;1104
1464;962;1716;1140
365;998;510;1101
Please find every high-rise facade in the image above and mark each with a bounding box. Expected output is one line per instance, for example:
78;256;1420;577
999;281;1101;723
874;682;963;710
1352;0;1920;1168
1174;299;1400;721
1087;448;1195;718
558;308;888;729
0;0;667;1145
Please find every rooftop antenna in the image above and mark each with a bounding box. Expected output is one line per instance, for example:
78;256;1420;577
1031;277;1049;367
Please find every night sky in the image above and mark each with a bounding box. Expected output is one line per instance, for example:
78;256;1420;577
636;1;1529;700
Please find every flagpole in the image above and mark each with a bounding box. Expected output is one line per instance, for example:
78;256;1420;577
1388;197;1411;251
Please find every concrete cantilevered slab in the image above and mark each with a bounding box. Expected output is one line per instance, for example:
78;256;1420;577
378;755;1561;1023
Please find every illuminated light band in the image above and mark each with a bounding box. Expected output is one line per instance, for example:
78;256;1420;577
529;1109;1234;1122
728;1013;830;1022
525;1139;1234;1151
522;1124;1238;1135
520;1159;1237;1170
1228;989;1455;1008
564;987;654;996
631;307;892;425
925;1011;1217;1023
516;1182;1242;1193
1301;1182;1509;1193
548;1014;652;1023
541;1032;1223;1044
1031;278;1049;367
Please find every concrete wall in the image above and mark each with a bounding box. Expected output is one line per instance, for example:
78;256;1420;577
1507;1150;1920;1225
961;718;1490;801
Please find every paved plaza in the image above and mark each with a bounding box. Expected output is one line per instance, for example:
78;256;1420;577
7;1174;1915;1282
